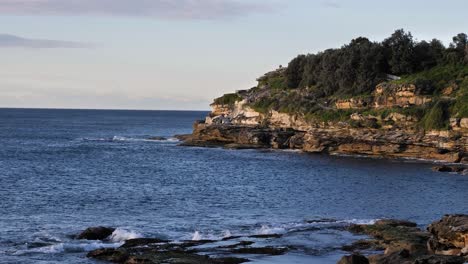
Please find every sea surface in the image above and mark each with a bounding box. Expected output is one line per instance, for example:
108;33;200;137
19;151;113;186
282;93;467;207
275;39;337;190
0;108;467;264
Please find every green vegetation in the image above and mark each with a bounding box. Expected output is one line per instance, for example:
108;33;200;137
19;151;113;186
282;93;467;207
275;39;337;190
213;30;468;129
451;76;468;117
392;64;468;94
212;93;242;106
422;101;450;130
282;30;467;98
305;109;354;122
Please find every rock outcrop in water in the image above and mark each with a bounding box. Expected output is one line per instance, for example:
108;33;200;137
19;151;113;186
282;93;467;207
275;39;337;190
84;233;288;264
77;226;116;240
181;74;467;163
181;30;468;163
81;215;468;264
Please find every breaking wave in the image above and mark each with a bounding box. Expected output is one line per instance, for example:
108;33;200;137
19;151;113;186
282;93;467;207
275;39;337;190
14;241;122;255
109;228;142;242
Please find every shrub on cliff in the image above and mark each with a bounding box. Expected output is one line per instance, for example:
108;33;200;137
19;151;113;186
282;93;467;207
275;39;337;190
212;93;242;106
422;101;450;130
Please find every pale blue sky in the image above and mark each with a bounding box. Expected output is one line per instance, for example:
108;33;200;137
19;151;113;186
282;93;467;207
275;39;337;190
1;0;467;110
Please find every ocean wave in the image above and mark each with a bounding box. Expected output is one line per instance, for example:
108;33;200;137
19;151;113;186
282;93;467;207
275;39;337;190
191;231;202;241
109;228;142;242
186;218;379;242
14;241;122;255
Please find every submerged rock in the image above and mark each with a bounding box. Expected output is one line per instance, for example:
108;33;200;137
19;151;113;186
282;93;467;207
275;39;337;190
83;227;288;263
77;226;115;240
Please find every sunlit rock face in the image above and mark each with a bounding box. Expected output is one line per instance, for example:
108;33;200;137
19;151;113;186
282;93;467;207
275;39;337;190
188;81;467;164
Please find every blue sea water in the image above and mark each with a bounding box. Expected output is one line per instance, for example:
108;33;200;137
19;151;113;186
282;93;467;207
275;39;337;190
0;108;467;264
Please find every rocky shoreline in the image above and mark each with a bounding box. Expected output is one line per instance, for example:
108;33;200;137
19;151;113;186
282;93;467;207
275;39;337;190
177;122;467;165
78;215;468;264
177;72;467;165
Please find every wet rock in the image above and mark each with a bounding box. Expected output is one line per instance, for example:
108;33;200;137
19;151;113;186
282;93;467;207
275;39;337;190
77;226;115;240
427;215;468;256
337;254;369;264
217;241;255;249
86;248;129;262
221;236;242;241
431;166;467;174
121;238;169;248
87;246;250;264
147;136;167;141
231;246;288;255
248;234;282;239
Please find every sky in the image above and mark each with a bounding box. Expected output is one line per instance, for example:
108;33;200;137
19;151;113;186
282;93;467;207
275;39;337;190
1;0;468;110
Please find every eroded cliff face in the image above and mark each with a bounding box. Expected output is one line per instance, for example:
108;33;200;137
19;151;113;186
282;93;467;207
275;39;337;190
185;84;468;164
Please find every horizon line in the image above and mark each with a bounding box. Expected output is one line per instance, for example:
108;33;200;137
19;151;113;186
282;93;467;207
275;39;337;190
0;107;210;112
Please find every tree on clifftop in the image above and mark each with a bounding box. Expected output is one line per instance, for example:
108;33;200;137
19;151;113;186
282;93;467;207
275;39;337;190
285;55;306;88
382;29;416;75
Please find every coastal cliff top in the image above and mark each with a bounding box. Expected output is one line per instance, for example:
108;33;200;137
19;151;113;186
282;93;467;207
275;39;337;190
212;30;468;131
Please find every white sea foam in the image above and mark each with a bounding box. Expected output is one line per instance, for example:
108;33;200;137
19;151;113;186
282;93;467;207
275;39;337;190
109;228;142;242
14;241;122;255
257;225;286;235
222;230;232;238
341;219;379;225
191;231;202;241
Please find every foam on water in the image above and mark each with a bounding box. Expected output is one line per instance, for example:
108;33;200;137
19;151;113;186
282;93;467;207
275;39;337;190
109;228;142;242
14;241;122;255
191;231;202;241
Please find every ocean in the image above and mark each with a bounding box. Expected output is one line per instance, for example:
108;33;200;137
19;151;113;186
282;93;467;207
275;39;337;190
1;108;467;264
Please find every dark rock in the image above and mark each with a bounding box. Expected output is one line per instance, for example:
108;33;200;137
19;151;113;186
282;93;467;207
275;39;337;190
77;226;115;240
147;136;167;141
86;248;129;262
231;246;288;255
218;241;255;249
432;166;467;174
87;247;250;264
248;234;282;239
121;238;169;248
341;239;385;251
368;249;412;264
337;254;369;264
221;236;242;241
212;257;250;264
413;255;466;264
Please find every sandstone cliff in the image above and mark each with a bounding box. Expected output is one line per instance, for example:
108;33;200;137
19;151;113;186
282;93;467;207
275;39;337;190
184;79;467;164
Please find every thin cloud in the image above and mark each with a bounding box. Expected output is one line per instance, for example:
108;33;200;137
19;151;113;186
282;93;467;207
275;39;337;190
322;1;341;8
0;0;272;20
0;34;92;48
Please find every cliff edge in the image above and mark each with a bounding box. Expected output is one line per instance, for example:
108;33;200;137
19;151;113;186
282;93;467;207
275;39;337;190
183;30;468;164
